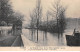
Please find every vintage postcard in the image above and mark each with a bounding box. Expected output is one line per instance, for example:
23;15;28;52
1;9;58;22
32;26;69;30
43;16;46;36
0;0;80;51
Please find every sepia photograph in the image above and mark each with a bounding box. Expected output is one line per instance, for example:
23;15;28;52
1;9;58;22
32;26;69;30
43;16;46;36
0;0;80;51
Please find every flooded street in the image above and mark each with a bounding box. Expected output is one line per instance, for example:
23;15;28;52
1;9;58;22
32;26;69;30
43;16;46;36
22;19;80;46
22;29;67;46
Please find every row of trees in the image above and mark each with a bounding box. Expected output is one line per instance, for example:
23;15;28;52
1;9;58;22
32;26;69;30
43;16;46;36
0;0;24;26
29;0;67;42
30;0;42;42
50;0;67;39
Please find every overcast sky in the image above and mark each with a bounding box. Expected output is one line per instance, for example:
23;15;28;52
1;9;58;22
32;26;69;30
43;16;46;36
10;0;80;26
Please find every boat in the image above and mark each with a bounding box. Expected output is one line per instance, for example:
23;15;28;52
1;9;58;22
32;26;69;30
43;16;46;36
66;29;80;46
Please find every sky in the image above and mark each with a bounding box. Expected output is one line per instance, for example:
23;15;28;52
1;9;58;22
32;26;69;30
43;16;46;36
10;0;80;26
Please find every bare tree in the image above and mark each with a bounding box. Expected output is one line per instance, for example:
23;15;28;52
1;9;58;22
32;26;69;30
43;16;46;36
46;11;50;31
29;0;42;42
35;0;42;42
50;0;67;39
29;11;37;41
30;12;34;41
58;8;66;36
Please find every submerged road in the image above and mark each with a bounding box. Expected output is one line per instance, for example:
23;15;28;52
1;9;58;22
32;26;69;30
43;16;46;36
22;29;67;46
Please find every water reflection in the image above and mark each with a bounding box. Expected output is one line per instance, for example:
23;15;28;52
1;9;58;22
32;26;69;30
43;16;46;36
29;29;48;46
22;29;66;46
43;31;47;46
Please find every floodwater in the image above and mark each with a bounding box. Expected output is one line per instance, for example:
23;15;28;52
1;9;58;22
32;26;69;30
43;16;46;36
22;19;80;46
22;29;67;46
